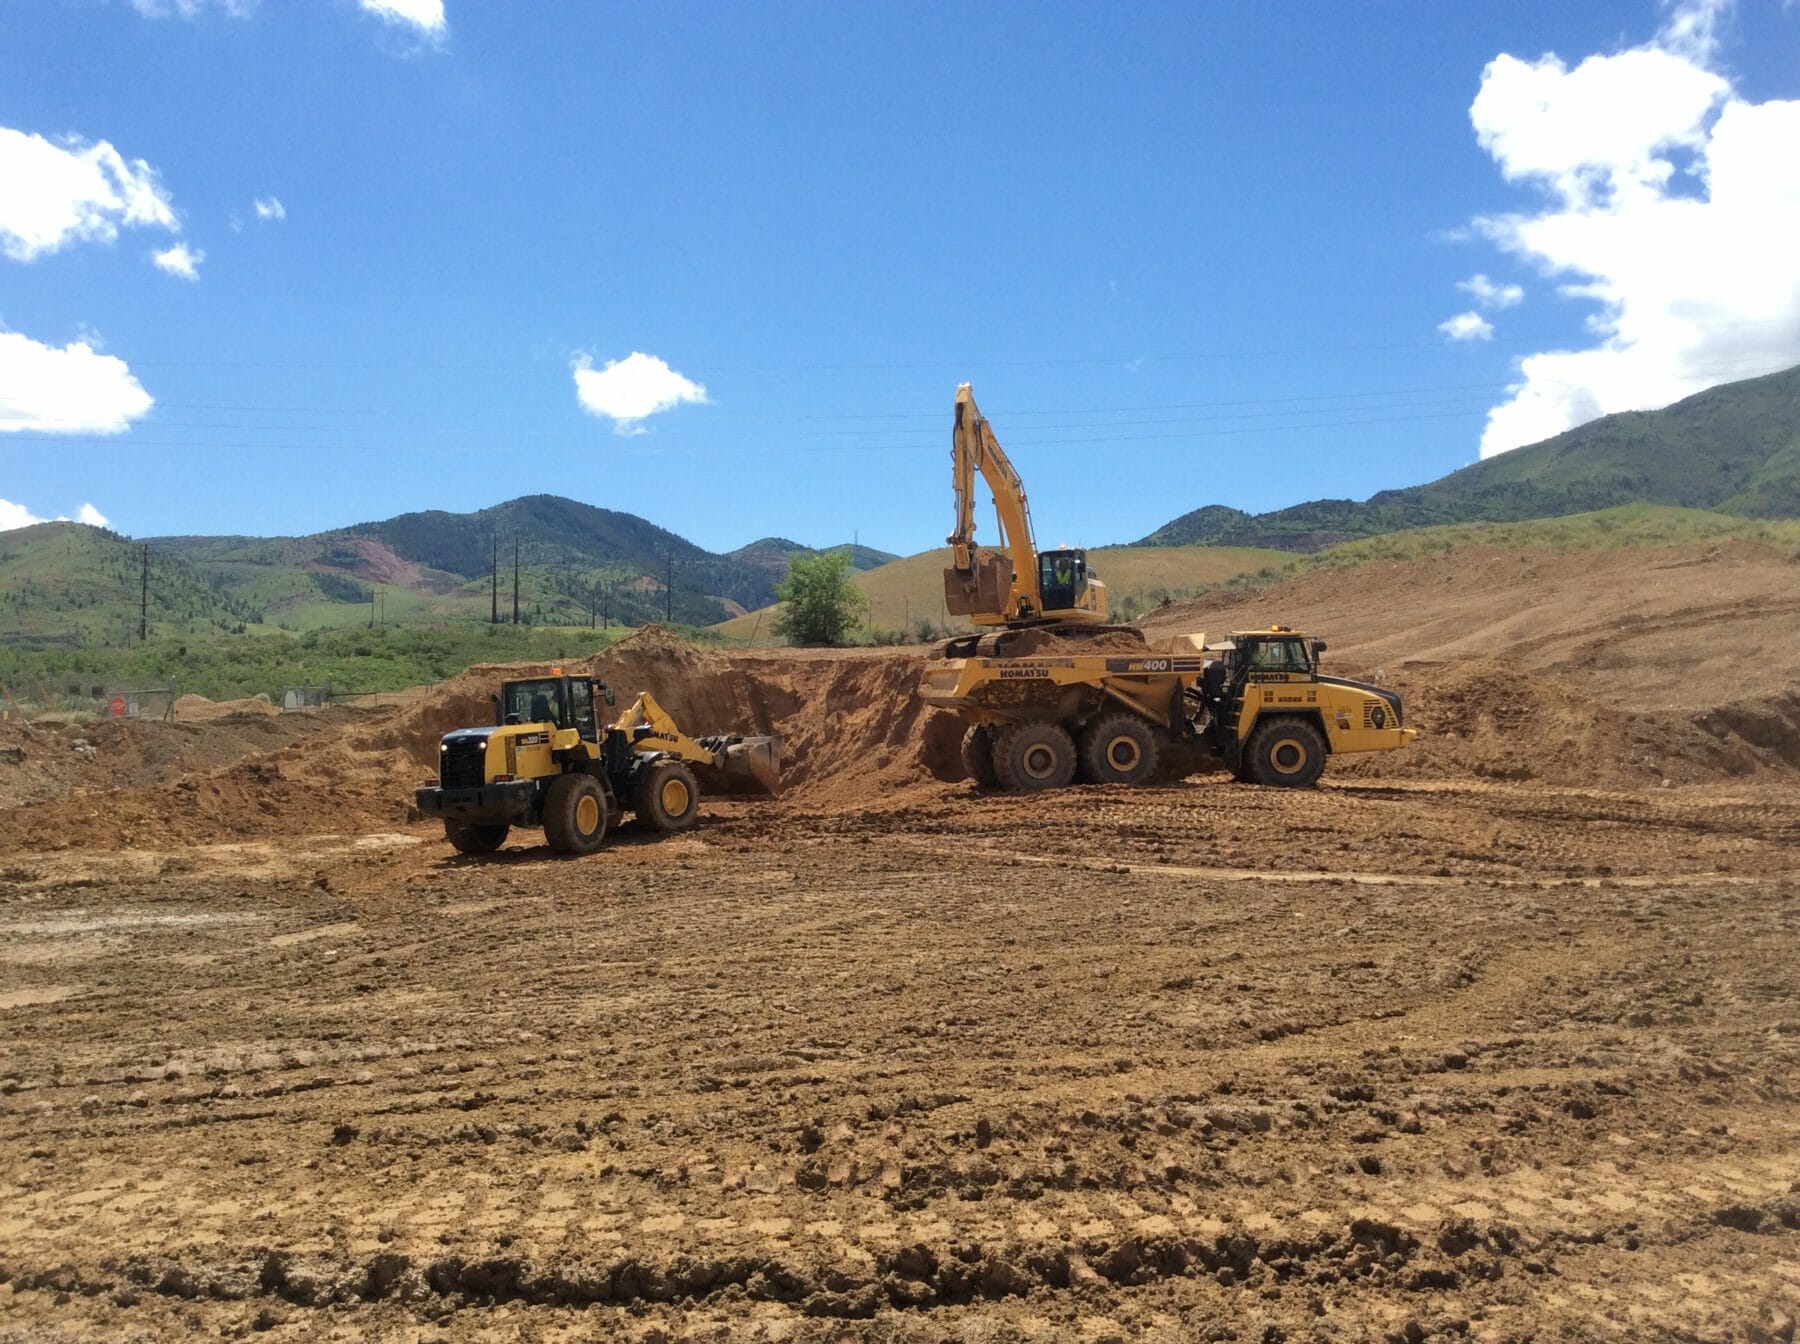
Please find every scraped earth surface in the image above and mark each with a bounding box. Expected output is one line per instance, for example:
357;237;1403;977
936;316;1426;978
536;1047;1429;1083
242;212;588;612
3;542;1798;1343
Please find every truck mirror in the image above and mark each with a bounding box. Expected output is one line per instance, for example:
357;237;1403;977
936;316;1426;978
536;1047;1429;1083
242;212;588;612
490;693;502;725
1312;640;1327;659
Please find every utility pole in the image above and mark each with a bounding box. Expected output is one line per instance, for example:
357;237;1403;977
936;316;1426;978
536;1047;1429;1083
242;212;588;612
603;580;611;631
511;536;520;625
589;582;597;631
490;533;498;624
139;544;149;643
369;586;376;628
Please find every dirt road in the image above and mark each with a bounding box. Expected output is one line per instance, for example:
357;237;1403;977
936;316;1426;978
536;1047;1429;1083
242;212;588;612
2;544;1798;1341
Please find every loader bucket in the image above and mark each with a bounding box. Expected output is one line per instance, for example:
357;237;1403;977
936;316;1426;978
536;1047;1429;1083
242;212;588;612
694;734;782;796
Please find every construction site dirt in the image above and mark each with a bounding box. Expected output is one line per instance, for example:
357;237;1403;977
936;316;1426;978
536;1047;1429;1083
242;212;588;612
2;542;1797;1343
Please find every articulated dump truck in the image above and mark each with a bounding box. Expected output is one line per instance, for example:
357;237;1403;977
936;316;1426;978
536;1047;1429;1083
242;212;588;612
920;626;1413;791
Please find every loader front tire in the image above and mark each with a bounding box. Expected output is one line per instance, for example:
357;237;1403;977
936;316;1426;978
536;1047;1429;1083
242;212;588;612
1242;718;1327;789
445;820;508;855
992;721;1077;792
961;725;999;789
1080;713;1159;787
543;773;609;854
634;760;700;833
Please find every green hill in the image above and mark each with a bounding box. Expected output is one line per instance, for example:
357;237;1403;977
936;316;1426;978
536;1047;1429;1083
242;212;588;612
0;523;263;647
1142;361;1800;550
147;496;894;632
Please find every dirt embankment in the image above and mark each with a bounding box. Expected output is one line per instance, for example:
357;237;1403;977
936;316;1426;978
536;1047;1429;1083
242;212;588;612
0;628;964;852
5;535;1800;853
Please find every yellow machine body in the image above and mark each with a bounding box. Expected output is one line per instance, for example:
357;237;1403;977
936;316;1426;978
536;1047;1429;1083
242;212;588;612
919;627;1414;790
942;383;1109;630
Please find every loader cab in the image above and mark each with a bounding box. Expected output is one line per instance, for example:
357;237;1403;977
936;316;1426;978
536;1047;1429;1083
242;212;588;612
497;674;614;740
1037;548;1091;614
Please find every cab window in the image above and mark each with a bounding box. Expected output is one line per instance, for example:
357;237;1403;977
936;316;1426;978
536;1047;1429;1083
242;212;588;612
568;680;597;740
505;679;564;727
1248;639;1311;672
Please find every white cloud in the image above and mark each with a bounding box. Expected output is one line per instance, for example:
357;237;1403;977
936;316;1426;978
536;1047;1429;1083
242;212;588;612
0;499;44;531
0;330;154;434
253;196;285;221
152;241;204;280
1465;1;1800;457
0;499;112;532
0;127;178;262
130;0;258;15
360;0;446;35
1457;274;1524;309
572;352;708;435
1438;312;1494;343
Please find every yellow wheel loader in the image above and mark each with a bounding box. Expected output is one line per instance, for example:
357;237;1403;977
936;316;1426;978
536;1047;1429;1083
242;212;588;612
415;670;779;856
920;627;1413;791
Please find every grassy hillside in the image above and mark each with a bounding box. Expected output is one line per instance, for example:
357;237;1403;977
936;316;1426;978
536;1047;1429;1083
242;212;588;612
146;496;895;633
0;523;263;646
0;621;668;708
1143;361;1800;550
713;543;1290;643
1171;504;1800;600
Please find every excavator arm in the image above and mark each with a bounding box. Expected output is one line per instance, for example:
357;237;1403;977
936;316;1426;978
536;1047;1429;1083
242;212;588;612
945;383;1040;624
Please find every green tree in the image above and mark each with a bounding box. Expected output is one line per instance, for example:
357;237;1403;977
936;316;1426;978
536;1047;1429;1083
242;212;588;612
773;549;866;646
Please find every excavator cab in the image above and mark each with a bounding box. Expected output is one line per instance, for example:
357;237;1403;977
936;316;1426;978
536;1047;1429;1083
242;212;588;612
1037;549;1090;615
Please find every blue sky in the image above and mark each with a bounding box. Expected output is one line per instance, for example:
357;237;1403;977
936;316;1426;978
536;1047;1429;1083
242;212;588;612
2;0;1797;555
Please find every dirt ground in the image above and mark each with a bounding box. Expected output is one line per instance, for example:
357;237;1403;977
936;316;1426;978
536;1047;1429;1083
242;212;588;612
2;543;1798;1343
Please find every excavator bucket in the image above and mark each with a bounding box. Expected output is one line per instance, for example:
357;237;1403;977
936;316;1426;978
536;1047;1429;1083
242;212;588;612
692;734;782;796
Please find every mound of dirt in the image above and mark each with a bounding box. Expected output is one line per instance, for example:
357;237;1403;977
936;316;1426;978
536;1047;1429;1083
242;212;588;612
173;693;279;721
1332;658;1791;787
994;628;1151;656
0;628;965;852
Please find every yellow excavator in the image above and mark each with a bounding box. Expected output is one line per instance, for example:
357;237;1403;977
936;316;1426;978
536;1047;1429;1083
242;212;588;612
415;669;778;856
942;383;1134;654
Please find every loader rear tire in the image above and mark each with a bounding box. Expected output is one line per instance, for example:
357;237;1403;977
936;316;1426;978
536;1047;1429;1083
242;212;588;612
543;773;609;854
1079;713;1159;787
961;725;999;789
445;820;508;855
992;721;1077;792
1243;718;1327;788
634;760;700;833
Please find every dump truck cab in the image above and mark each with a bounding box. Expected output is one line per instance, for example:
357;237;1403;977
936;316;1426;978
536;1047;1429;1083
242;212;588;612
416;670;779;858
1190;627;1410;785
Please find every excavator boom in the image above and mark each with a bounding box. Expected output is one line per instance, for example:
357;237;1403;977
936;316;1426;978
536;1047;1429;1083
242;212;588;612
942;382;1107;630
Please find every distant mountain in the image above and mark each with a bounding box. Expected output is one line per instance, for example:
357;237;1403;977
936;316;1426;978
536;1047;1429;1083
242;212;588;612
1140;361;1800;549
0;496;898;646
0;522;262;647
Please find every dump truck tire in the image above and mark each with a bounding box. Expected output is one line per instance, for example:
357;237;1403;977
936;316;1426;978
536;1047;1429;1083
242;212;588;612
961;725;999;788
1243;717;1327;788
635;760;700;833
543;773;609;854
992;721;1077;792
445;820;508;855
1080;713;1159;786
